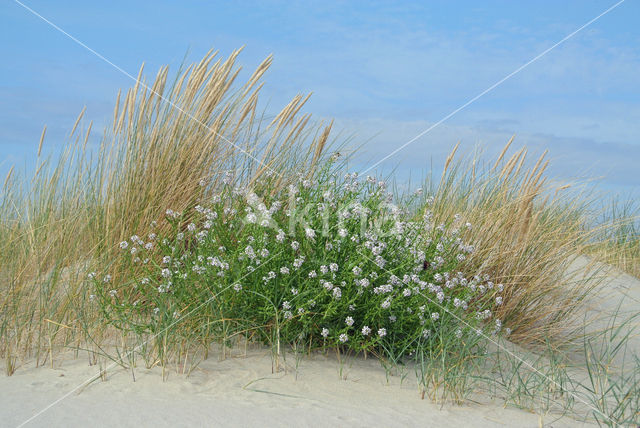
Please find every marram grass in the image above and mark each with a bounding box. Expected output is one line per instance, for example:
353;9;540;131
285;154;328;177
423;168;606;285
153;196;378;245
0;48;334;371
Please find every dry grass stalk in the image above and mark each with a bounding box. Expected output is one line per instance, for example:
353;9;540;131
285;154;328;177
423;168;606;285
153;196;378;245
0;49;332;366
424;141;615;349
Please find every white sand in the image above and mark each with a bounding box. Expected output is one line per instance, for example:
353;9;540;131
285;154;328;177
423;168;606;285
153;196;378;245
3;259;638;428
2;348;591;428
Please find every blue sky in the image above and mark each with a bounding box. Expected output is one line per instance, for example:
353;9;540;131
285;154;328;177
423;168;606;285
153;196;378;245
1;0;639;200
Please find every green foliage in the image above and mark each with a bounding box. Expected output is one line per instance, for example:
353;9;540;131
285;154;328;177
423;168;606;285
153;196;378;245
91;160;504;368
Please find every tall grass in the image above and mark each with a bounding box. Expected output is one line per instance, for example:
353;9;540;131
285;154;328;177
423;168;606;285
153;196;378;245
0;49;333;372
422;139;611;348
587;197;640;278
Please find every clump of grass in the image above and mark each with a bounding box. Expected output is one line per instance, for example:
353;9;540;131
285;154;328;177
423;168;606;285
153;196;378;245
422;139;610;349
587;197;640;278
579;311;640;426
0;49;333;371
479;310;640;426
90;159;505;385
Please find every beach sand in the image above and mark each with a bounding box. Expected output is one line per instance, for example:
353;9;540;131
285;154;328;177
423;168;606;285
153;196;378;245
2;347;590;428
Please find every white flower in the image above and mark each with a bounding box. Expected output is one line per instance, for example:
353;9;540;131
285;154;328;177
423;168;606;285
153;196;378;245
246;212;257;224
153;307;160;314
233;283;242;292
308;270;317;278
378;328;387;338
283;311;293;319
144;242;153;250
455;328;463;339
161;268;171;278
282;301;291;310
280;266;290;275
187;223;196;232
389;315;396;322
381;298;391;309
87;272;96;280
332;287;342;299
162;256;171;264
103;275;112;283
305;228;316;239
361;325;371;336
260;248;270;258
329;263;339;272
276;229;286;242
119;241;129;249
339;333;348;343
320;265;328;274
352;266;362;277
338;228;348;238
402;288;411;297
291;241;300;251
431;312;440;321
496;296;503;305
321;328;329;338
108;289;117;297
291;288;298;296
422;329;431;339
245;245;256;259
345;316;354;326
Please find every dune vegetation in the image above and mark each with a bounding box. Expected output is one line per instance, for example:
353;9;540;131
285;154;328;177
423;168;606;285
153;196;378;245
1;49;638;425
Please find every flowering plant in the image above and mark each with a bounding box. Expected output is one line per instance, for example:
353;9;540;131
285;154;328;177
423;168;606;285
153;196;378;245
91;159;505;362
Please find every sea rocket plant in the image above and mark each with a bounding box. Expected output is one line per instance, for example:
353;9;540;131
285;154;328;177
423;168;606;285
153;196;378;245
91;158;506;360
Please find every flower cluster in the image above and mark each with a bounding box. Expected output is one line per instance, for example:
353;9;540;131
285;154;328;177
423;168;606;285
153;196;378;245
91;164;506;360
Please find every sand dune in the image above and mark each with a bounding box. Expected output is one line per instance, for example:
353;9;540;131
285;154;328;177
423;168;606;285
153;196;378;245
3;346;592;428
